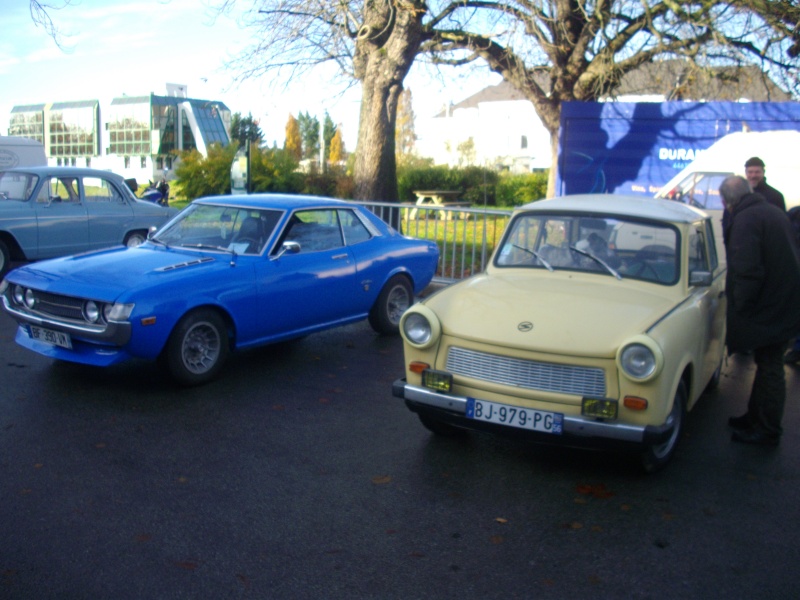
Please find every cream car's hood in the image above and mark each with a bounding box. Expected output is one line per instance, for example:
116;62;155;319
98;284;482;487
425;272;679;357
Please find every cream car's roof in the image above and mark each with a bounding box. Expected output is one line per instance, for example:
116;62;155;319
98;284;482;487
518;194;709;224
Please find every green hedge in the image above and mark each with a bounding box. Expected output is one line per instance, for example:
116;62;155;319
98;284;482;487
174;145;548;207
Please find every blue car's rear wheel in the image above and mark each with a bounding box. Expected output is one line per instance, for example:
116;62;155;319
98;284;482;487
165;308;230;386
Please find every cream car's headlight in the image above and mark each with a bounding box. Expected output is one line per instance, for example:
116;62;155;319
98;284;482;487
400;305;441;349
617;336;663;382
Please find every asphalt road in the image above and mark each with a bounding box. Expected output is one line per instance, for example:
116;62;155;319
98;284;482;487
1;310;798;599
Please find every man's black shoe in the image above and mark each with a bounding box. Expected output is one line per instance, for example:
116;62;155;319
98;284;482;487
728;414;752;430
731;428;780;446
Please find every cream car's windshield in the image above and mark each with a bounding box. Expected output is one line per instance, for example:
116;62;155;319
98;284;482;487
496;213;680;284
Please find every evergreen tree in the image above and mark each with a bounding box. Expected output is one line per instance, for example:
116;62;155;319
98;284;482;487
229;112;263;148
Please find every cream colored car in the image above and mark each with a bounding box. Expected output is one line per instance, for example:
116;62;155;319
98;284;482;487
393;194;727;472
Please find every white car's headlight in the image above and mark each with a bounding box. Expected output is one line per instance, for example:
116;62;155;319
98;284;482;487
617;336;663;382
400;305;441;349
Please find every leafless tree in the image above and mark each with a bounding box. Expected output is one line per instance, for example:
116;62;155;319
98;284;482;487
422;0;800;195
28;0;73;48
218;0;428;202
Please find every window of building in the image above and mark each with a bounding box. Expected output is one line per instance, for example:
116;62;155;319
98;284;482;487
141;156;147;168
124;156;130;169
521;135;528;149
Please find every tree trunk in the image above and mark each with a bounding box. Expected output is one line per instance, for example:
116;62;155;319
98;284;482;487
352;2;426;206
353;74;402;202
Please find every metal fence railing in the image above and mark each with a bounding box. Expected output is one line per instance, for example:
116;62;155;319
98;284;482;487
359;201;514;283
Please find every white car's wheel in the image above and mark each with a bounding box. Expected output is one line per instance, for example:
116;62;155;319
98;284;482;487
0;240;10;276
124;231;147;247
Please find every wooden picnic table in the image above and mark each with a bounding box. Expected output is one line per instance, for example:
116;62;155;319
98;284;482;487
409;190;470;220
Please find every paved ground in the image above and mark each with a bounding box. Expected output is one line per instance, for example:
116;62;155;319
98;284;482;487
0;311;798;599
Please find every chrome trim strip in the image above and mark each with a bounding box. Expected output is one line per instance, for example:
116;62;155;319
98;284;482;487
2;295;131;345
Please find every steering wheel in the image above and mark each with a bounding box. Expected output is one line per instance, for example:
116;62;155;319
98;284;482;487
629;260;661;282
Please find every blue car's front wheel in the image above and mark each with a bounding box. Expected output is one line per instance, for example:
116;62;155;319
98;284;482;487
165;308;230;386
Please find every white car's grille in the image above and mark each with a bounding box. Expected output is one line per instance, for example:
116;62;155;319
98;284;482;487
446;346;606;397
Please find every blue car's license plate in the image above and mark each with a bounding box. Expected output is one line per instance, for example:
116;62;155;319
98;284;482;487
466;398;563;434
28;325;72;349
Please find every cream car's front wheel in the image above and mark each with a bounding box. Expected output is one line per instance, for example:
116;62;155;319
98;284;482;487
640;381;686;473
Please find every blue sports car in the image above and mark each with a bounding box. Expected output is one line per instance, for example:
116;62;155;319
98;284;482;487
1;194;440;385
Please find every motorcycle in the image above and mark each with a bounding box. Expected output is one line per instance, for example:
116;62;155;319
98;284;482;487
141;180;169;206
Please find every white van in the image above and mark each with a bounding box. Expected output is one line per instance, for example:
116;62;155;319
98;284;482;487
0;136;47;171
654;130;800;265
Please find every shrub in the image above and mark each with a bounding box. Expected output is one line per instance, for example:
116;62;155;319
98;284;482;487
175;143;239;200
495;171;549;207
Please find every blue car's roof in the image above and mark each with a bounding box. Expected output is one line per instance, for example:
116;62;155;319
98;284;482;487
194;194;358;211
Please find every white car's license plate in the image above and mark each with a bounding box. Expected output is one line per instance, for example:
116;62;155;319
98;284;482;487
28;325;72;349
466;398;563;434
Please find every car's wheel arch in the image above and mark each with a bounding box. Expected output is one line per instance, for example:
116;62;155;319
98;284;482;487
0;231;27;262
158;302;237;357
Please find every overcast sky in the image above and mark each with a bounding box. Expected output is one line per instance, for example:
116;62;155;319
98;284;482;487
2;0;498;151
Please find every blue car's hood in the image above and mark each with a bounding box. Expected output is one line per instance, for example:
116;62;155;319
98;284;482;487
7;244;231;301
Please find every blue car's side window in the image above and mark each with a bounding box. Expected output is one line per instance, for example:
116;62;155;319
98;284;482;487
339;209;372;246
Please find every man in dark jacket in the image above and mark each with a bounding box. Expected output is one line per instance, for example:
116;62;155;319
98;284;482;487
723;157;785;246
745;156;785;211
720;176;800;445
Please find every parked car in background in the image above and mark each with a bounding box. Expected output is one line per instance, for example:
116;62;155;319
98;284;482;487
393;194;726;472
0;166;176;275
1;194;440;385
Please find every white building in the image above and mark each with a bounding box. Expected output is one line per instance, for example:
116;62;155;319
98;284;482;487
416;81;551;172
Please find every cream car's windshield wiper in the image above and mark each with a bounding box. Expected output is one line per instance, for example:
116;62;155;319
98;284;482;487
570;245;622;280
512;243;554;271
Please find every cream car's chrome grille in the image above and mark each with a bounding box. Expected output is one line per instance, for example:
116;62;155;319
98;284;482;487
446;346;606;397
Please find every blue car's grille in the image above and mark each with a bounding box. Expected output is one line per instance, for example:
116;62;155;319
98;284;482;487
30;291;85;321
446;346;607;397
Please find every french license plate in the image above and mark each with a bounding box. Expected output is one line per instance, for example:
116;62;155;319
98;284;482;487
28;325;72;349
466;398;563;434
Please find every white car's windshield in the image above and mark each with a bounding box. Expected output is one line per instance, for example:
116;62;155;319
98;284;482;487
496;213;680;284
0;172;39;202
153;204;282;255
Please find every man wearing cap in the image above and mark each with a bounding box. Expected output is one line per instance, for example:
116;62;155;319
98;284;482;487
723;156;786;247
720;175;800;446
745;156;786;211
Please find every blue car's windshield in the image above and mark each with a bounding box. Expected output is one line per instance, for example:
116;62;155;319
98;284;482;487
0;172;39;202
153;204;282;255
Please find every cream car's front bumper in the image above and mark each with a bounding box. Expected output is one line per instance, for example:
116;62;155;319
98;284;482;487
393;379;676;446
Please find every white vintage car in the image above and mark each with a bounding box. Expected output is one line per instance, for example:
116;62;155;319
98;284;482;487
393;194;727;472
